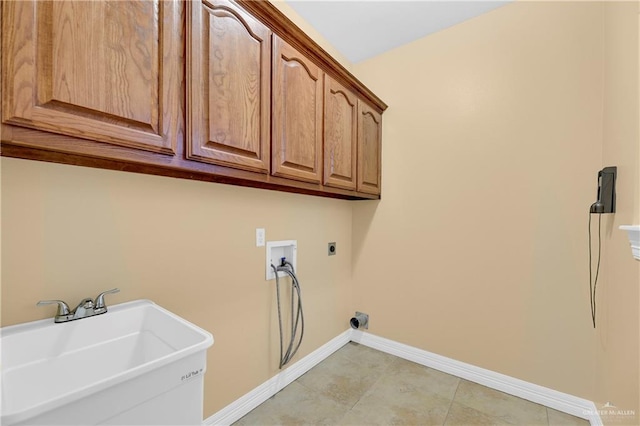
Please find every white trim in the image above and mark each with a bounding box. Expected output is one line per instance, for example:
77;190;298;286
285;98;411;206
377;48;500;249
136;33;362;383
619;225;640;260
204;329;602;426
351;331;602;426
203;330;351;426
265;240;297;280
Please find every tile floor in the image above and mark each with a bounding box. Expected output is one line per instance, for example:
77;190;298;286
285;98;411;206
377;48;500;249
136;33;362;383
234;343;590;426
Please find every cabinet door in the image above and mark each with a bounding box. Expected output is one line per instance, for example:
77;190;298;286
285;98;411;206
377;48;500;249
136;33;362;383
323;75;357;190
187;0;271;173
357;101;382;195
272;36;323;183
1;0;181;154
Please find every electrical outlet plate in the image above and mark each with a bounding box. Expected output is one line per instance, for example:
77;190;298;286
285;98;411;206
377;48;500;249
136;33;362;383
256;228;265;247
328;242;336;256
266;240;297;280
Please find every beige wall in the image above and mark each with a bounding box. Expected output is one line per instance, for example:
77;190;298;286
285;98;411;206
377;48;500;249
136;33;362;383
352;0;630;411
597;1;640;424
2;0;639;423
0;3;357;419
0;158;354;417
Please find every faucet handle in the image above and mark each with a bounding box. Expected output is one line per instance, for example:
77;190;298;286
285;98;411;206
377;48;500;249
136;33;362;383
78;298;94;310
37;300;71;316
94;288;120;310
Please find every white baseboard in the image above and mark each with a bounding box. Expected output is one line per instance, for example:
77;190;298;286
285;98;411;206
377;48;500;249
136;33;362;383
203;330;352;426
351;330;602;426
204;329;602;426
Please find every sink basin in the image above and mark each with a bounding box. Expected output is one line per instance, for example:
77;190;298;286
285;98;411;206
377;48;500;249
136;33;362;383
1;300;213;425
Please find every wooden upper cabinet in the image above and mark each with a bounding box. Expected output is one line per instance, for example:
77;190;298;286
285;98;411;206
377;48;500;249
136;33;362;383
1;0;386;199
187;0;271;173
272;36;323;184
323;75;357;190
1;0;181;154
357;101;382;195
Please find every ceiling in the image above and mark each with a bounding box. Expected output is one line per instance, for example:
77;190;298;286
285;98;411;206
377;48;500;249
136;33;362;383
285;1;512;63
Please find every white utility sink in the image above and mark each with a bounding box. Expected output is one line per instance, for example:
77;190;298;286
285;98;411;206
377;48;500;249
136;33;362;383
1;300;214;425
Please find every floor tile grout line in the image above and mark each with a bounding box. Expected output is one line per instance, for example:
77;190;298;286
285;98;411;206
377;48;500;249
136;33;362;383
293;343;396;413
293;373;354;411
233;344;590;426
344;353;395;411
340;353;431;423
441;377;462;425
448;379;552;426
334;401;354;426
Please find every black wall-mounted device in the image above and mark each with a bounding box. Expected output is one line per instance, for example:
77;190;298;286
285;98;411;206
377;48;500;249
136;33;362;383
590;166;617;214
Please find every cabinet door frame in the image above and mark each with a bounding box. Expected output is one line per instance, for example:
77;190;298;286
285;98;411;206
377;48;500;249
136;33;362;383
1;0;181;154
357;100;382;195
186;0;271;173
323;75;357;190
271;35;323;184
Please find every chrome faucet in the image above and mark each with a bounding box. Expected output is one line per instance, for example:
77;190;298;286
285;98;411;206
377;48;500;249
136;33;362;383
37;288;120;323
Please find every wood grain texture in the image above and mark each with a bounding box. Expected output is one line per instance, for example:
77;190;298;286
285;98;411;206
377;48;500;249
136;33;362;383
323;74;357;190
272;35;323;183
357;100;382;195
1;0;384;201
1;124;379;200
187;0;271;173
1;0;181;154
235;0;387;114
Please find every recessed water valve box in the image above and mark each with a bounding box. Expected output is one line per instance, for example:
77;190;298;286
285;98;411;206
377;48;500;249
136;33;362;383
266;240;297;280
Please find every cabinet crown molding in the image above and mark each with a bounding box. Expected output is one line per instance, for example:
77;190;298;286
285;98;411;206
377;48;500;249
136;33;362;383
235;0;387;113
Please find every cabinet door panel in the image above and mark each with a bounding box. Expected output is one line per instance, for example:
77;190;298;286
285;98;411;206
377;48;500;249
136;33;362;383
357;101;382;195
323;75;357;190
272;36;322;183
187;0;270;173
1;0;180;154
